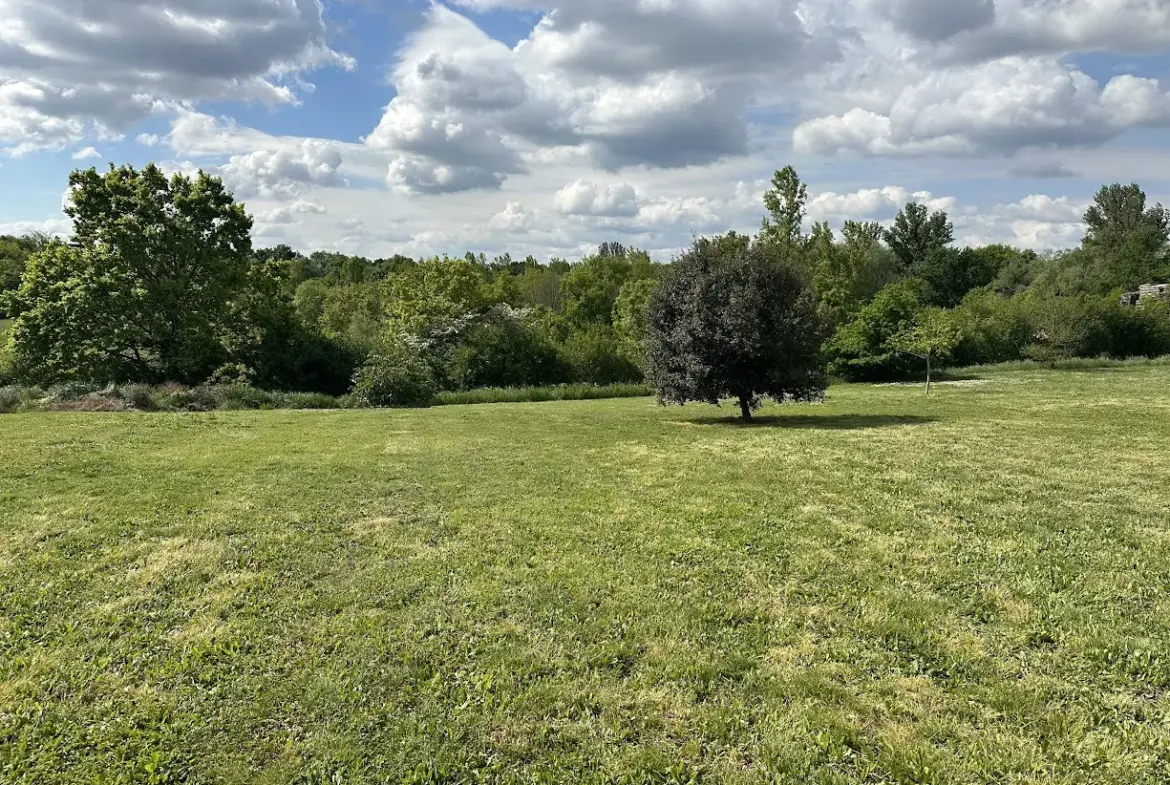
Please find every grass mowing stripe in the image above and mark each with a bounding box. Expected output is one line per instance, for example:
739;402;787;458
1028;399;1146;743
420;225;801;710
1;365;1169;783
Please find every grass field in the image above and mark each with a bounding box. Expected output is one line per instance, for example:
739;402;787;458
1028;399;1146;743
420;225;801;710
2;365;1170;784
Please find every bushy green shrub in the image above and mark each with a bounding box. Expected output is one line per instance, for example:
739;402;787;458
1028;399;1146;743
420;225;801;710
207;363;255;387
0;338;14;386
121;384;158;411
215;385;281;411
47;381;102;401
561;325;643;385
282;392;346;410
351;341;437;408
1104;298;1170;359
0;386;19;414
442;309;569;390
826;279;927;381
951;290;1036;367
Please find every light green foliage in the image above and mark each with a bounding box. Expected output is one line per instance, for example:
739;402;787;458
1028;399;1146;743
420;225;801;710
6;164;263;386
293;278;330;328
612;277;659;364
810;221;898;326
319;282;385;354
560;248;655;329
889;308;962;391
434;382;651;406
760;165;808;258
515;264;564;312
951;289;1037;366
4;366;1170;782
385;257;492;333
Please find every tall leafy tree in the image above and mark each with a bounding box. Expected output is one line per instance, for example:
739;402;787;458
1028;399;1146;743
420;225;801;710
6;164;264;385
916;246;1002;308
1082;183;1169;290
885;202;954;274
384;257;491;334
826;278;928;381
761;166;809;260
645;234;827;421
812;220;898;326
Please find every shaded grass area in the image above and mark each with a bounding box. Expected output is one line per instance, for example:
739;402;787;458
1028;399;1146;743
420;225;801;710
2;366;1170;783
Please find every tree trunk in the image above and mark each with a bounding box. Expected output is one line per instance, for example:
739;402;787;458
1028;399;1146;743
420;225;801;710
738;394;753;422
925;352;932;396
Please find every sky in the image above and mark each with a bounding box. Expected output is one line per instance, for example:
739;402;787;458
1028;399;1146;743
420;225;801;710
1;0;1170;261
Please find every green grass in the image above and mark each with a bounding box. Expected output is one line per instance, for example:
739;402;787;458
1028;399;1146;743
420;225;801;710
434;382;652;407
2;365;1170;784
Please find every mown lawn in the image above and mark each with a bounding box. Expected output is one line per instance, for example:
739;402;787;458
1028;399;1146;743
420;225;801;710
2;366;1170;784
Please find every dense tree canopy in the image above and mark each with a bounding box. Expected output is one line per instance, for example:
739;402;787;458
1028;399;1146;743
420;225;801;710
6;164;271;385
4;162;1169;401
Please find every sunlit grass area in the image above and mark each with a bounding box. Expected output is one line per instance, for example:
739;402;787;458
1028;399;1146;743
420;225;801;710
2;365;1169;783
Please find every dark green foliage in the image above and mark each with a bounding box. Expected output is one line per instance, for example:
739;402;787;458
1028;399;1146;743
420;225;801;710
986;246;1042;296
827;279;928;381
645;236;827;420
1082;183;1170;291
561;324;644;385
0;235;36;317
917;246;1003;308
443;308;569;390
949;290;1170;368
885;202;954;274
9;163;1170;401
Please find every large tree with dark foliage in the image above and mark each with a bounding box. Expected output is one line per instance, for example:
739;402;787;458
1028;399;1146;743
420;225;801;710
645;234;827;421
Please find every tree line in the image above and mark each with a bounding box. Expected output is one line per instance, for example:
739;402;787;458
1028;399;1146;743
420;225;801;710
1;163;1168;413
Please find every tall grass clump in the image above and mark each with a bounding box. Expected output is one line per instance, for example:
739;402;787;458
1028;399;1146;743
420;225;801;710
953;355;1170;375
435;383;651;407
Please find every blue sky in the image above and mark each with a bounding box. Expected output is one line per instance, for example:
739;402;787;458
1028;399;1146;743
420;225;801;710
2;0;1170;259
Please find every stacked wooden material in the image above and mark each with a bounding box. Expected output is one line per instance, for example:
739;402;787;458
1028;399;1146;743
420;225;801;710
1138;284;1170;302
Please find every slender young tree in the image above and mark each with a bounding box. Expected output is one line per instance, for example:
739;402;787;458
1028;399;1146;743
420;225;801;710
889;308;962;395
761;166;809;260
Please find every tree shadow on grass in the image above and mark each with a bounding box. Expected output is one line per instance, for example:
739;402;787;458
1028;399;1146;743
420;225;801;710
685;413;939;430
